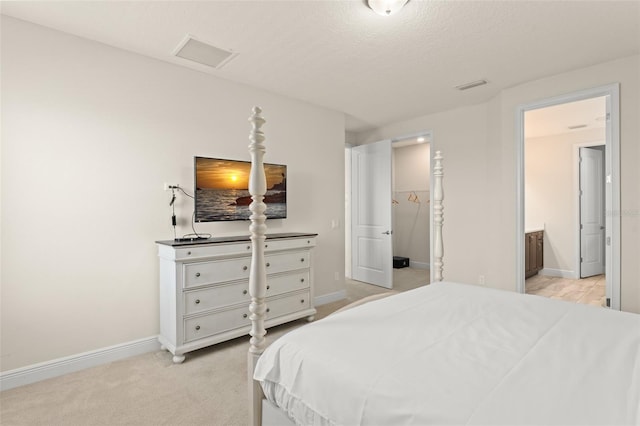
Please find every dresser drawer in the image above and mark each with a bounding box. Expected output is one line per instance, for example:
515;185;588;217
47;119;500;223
184;282;250;315
267;290;311;319
184;305;250;343
183;257;251;288
169;242;252;261
183;290;311;343
263;237;316;252
266;271;310;297
183;271;309;315
265;251;310;275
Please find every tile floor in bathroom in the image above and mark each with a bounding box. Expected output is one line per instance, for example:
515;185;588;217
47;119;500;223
525;273;606;307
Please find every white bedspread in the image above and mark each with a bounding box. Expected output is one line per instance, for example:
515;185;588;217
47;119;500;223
254;282;640;425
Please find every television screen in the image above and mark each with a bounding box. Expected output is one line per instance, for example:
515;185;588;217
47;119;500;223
194;157;287;222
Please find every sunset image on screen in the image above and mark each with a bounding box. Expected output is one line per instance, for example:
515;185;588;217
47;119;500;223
196;158;249;189
194;157;287;222
196;157;285;190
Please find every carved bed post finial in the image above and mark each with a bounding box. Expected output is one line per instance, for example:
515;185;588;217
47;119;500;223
433;151;444;282
248;106;267;426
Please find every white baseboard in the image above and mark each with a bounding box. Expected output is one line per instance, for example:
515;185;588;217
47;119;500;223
315;290;347;306
540;268;577;279
409;261;429;270
0;336;160;391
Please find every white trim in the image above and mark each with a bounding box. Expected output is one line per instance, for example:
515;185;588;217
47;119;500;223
409;261;430;270
516;84;620;310
390;130;432;147
429;143;437;283
0;336;160;391
516;108;525;293
345;146;352;280
314;290;347;306
540;268;576;279
605;88;621;311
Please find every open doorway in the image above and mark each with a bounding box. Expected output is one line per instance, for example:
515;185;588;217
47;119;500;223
346;132;431;290
524;97;607;306
391;136;431;290
518;85;620;309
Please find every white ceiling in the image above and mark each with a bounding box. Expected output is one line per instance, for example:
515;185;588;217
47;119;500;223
2;1;639;134
525;96;606;139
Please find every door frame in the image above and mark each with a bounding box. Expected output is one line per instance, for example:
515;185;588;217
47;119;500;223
390;131;434;279
346;130;433;283
515;83;620;310
574;142;605;280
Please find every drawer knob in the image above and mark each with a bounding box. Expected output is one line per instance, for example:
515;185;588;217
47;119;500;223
246;245;250;250
300;258;305;262
300;278;305;283
195;299;200;304
300;299;305;304
266;285;270;290
243;266;248;271
265;244;268;248
266;308;270;313
243;289;248;295
243;313;248;319
195;272;201;277
195;325;200;331
187;251;192;255
266;262;270;267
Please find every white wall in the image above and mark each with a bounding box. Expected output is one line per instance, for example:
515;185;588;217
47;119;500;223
393;143;430;267
525;128;605;276
357;55;640;314
0;17;345;372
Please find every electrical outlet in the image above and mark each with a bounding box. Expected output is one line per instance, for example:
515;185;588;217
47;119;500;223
478;275;486;286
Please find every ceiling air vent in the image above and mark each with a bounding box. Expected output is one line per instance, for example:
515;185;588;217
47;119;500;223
568;124;588;130
173;35;236;69
455;79;488;91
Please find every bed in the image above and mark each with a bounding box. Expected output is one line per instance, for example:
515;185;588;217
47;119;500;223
244;107;640;426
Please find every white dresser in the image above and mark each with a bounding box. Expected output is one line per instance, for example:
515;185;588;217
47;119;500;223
156;232;317;363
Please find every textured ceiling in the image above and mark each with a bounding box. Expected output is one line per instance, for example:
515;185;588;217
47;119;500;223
2;1;639;133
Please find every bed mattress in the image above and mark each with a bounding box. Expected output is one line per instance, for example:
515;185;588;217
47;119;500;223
254;282;640;425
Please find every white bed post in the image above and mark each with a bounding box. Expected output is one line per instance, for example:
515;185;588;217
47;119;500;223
247;107;267;426
433;151;444;281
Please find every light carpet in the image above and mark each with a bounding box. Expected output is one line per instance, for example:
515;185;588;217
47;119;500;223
0;268;428;425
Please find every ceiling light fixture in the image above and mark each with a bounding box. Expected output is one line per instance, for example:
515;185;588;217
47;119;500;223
367;0;409;16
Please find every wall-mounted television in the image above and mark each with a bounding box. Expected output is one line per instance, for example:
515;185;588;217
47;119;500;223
194;156;287;222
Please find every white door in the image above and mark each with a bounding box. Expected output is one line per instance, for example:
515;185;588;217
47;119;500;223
580;147;605;278
351;140;393;288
